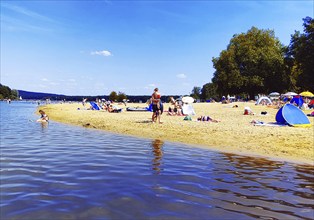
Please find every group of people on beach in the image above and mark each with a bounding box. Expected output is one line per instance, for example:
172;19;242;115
167;97;184;116
151;88;220;124
84;98;123;113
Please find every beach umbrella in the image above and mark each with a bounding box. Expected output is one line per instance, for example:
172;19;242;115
299;91;314;97
269;92;280;96
283;92;298;96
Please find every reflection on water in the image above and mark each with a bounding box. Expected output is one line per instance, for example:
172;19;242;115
40;121;49;130
151;139;164;174
1;102;314;220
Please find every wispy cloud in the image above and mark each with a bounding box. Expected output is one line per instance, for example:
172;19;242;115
176;73;187;79
91;50;112;56
49;82;59;86
1;2;54;22
41;78;49;81
1;2;56;33
144;83;156;89
1;15;53;32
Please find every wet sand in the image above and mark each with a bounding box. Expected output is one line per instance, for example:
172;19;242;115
40;102;314;165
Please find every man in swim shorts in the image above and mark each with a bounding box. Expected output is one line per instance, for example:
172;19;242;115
152;88;163;124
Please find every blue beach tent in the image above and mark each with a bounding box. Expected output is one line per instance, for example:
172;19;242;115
146;103;163;113
276;104;310;127
146;104;153;112
90;101;101;110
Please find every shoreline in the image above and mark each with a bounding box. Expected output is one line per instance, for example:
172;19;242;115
40;102;314;165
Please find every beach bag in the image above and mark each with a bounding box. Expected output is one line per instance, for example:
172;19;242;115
183;116;192;121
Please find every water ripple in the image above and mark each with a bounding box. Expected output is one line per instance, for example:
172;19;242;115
1;102;313;220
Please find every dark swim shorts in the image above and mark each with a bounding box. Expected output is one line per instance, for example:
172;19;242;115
152;103;163;113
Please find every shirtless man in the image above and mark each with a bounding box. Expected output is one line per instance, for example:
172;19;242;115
152;88;163;123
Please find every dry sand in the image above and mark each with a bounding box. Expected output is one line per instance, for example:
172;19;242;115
40;102;314;165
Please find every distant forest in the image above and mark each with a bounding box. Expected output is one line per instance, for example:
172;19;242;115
0;86;181;103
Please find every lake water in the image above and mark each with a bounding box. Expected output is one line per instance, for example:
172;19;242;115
1;101;313;220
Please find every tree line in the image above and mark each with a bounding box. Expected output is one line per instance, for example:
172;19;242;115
1;86;180;103
190;17;314;101
0;84;19;100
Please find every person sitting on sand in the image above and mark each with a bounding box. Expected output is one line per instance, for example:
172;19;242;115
174;105;184;116
167;106;176;116
169;96;176;105
37;110;49;122
197;115;220;123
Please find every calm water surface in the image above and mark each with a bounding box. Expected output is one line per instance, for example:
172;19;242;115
1;102;313;220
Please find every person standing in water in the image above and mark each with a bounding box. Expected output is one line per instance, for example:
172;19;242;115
151;88;163;124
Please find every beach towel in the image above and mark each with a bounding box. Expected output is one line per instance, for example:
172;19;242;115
254;122;288;127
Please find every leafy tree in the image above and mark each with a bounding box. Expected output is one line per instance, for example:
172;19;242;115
190;86;201;100
0;84;18;99
200;82;218;100
212;27;287;98
109;91;118;101
117;92;127;102
287;17;314;91
11;89;19;99
0;84;11;99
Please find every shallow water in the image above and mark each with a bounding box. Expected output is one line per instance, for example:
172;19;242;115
1;101;313;220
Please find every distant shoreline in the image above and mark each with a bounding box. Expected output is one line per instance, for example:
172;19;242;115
41;102;314;165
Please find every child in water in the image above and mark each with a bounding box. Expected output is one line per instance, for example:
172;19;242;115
37;110;49;122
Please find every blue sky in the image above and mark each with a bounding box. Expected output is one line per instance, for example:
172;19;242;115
1;1;313;96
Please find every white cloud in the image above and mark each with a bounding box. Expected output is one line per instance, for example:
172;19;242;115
49;82;59;86
41;78;49;81
176;73;187;79
91;50;112;56
148;83;156;87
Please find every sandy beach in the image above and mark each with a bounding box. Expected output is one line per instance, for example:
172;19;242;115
40;102;314;165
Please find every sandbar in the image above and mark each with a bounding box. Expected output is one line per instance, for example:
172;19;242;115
40;102;314;165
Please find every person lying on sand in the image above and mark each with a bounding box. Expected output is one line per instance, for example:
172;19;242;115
244;107;255;115
108;105;122;113
197;116;220;123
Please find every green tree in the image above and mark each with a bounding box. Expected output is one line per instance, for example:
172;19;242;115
0;84;12;99
0;84;19;99
201;82;218;100
117;92;127;102
287;17;314;91
109;91;118;101
190;86;201;100
11;89;19;99
212;27;287;98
